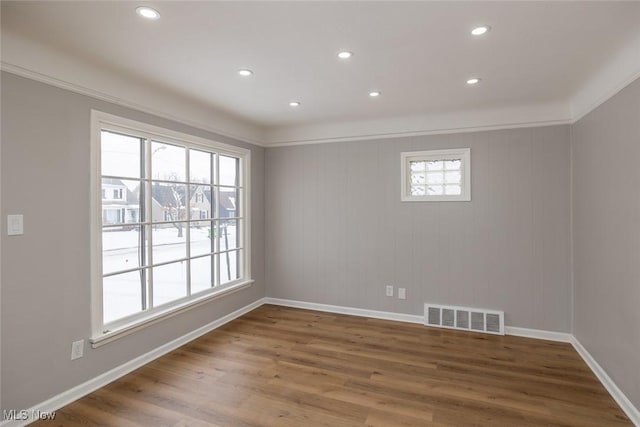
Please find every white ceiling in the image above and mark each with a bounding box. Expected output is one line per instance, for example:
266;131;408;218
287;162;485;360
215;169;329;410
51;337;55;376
2;1;640;145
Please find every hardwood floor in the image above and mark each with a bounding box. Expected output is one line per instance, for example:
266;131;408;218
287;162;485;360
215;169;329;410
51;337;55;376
32;305;631;426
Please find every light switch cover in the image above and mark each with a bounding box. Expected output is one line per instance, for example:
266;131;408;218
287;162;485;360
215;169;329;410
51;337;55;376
7;214;24;236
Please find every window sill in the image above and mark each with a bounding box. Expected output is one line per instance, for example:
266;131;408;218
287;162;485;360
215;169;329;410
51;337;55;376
90;280;254;348
401;195;471;202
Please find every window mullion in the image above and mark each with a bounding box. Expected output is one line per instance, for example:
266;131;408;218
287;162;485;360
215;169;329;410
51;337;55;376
214;153;218;288
139;137;147;311
215;154;220;287
145;137;154;309
186;149;192;296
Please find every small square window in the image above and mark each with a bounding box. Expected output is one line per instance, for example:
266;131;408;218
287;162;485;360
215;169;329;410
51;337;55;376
401;148;470;202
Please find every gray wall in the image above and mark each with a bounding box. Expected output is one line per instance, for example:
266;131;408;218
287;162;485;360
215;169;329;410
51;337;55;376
0;72;265;412
265;126;571;332
572;77;640;408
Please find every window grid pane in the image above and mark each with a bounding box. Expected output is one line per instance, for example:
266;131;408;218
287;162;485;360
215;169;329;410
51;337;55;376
152;261;187;307
152;141;186;182
103;269;145;324
220;250;240;285
411;185;426;196
102;225;144;275
190;255;214;294
152;222;187;264
410;161;425;172
101;131;142;179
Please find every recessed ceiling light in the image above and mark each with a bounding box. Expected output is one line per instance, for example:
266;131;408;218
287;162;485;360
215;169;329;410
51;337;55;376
369;91;381;97
466;78;481;85
337;51;353;59
136;6;160;20
289;101;301;107
237;69;253;77
471;26;490;36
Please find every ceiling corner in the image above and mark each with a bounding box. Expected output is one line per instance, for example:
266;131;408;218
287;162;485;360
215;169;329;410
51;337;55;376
570;31;640;123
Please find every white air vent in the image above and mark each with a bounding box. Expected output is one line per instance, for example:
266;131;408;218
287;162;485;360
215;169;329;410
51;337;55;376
424;303;504;335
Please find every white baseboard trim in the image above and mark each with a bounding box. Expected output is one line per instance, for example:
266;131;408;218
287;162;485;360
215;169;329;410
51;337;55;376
264;297;424;324
570;337;640;426
0;298;267;427
504;326;572;343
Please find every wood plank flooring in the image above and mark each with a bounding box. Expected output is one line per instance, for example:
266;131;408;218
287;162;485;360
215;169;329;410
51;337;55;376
32;305;631;426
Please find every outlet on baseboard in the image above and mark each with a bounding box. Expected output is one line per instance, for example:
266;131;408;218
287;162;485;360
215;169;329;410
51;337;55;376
71;339;84;360
385;285;394;297
398;288;406;300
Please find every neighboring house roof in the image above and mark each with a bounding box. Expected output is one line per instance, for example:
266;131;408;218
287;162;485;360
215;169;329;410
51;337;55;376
125;187;138;206
152;183;186;207
191;185;236;211
190;185;212;205
102;177;124;186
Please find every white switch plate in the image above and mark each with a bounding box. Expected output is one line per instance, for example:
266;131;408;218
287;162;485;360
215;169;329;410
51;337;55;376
7;214;24;236
398;288;407;300
71;339;84;360
385;285;394;297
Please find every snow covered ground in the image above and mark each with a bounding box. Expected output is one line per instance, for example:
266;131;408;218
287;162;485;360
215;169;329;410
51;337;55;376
102;225;239;323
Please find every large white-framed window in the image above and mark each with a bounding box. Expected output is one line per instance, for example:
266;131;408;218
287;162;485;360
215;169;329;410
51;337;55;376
90;111;252;347
401;148;471;202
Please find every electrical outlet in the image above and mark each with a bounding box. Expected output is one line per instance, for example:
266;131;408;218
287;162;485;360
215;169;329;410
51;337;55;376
385;285;394;297
71;339;84;360
398;288;407;300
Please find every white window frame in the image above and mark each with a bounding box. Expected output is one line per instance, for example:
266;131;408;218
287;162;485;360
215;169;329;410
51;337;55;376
90;110;252;347
401;148;471;202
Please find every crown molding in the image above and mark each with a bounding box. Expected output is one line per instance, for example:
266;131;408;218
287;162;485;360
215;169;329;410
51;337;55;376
262;97;572;146
263;119;574;147
0;62;266;148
